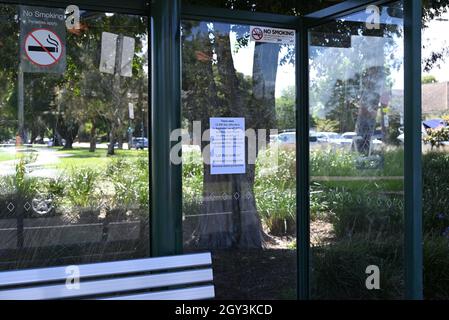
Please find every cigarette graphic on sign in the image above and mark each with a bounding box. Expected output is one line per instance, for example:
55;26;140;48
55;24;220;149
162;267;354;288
28;34;60;53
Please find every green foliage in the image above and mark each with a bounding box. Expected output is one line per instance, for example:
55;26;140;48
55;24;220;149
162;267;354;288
275;86;295;130
424;127;449;149
315;118;340;133
423;152;449;236
424;236;449;299
311;149;358;177
182;150;204;216
14;153;39;197
106;157;150;210
310;148;404;177
422;74;438;84
255;148;296;234
66;168;99;208
327;188;404;240
312;240;404;299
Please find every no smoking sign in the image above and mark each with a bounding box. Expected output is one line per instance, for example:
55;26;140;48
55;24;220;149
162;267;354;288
250;26;296;45
24;29;63;67
251;28;264;41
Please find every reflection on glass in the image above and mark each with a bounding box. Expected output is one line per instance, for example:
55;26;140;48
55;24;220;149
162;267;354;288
422;3;449;300
0;4;149;270
308;2;405;299
182;20;297;299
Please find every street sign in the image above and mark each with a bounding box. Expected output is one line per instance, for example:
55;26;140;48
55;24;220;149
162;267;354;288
19;6;66;73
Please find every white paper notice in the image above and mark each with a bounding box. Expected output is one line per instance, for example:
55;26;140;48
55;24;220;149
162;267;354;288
120;36;135;77
210;118;246;175
100;32;118;74
250;26;296;45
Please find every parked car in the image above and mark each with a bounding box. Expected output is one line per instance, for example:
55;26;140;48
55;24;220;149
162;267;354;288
278;132;296;145
133;137;149;150
269;134;279;143
315;132;341;143
277;132;319;145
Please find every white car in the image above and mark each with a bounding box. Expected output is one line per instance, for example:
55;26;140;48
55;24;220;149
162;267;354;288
277;132;296;145
277;132;319;146
334;132;383;147
315;132;341;143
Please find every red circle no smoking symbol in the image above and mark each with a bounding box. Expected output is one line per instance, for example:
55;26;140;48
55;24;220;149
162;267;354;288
251;28;264;41
24;29;63;67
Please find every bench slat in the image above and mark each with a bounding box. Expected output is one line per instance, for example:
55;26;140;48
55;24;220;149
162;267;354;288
99;285;215;300
0;253;212;287
0;269;213;300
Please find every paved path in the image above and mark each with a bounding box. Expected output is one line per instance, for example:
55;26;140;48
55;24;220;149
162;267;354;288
0;147;70;179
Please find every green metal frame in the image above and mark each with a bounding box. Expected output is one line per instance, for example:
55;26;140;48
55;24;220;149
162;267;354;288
403;0;423;300
151;0;183;257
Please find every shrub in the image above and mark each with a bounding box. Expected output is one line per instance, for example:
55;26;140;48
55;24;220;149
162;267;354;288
423;151;449;236
424;127;449;149
66;167;99;208
311;239;404;299
424;236;449;299
182;149;203;206
255;148;296;235
106;157;150;211
310;149;357;177
327;188;404;240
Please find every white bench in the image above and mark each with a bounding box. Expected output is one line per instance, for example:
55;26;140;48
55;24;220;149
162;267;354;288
0;253;214;300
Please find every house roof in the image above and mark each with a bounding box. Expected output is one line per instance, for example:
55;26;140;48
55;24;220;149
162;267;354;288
422;82;449;115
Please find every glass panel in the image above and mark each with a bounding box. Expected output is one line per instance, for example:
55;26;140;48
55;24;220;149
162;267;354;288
422;3;449;300
308;2;405;299
181;20;297;299
0;4;150;270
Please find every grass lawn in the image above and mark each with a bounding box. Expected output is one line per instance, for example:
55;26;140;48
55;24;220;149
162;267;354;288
0;150;16;162
49;147;149;170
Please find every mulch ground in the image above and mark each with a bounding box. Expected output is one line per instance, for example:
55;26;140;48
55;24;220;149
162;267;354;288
196;248;297;300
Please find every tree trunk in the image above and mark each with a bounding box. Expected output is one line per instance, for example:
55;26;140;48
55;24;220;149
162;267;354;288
89;124;97;152
107;129;115;156
117;134;124;150
189;25;279;250
63;136;74;150
194;164;263;249
355;66;385;155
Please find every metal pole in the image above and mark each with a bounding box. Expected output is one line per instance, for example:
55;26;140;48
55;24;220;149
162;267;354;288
297;20;310;300
404;0;423;300
108;34;123;155
151;0;182;256
18;64;24;145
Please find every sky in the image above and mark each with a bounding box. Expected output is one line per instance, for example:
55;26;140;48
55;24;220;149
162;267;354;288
422;10;449;82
